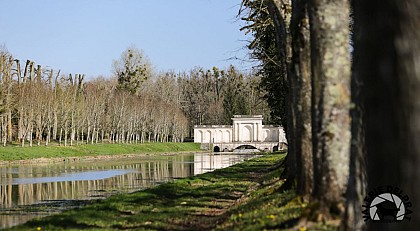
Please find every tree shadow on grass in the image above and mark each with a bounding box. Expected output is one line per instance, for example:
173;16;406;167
22;214;100;230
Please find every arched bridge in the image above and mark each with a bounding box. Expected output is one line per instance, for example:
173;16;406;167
201;142;287;152
194;115;287;152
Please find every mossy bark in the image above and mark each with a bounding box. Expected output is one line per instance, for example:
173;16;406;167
266;0;313;198
290;0;313;201
309;0;351;217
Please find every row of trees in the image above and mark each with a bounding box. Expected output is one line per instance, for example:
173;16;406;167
0;51;189;146
110;47;273;139
241;0;419;230
177;66;271;133
0;46;272;147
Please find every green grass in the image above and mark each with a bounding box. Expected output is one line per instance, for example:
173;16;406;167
6;152;338;231
0;142;201;161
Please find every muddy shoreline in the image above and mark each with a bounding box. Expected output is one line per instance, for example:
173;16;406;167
0;151;199;166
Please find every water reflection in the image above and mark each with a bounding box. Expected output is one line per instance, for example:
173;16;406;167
0;152;255;229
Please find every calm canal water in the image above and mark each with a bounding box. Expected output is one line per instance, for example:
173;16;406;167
0;152;257;229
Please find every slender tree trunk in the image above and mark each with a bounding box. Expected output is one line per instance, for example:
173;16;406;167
356;0;420;229
29;123;33;147
87;125;90;144
1;117;6;146
59;128;62;145
20;118;27;147
80;128;84;144
95;129;99;144
123;129;126;143
36;126;40;146
28;108;34;147
91;127;96;144
18;110;23;143
70;113;75;146
53;113;58;140
7;110;12;143
64;125;68;147
309;0;351;218
75;127;79;145
46;127;51;146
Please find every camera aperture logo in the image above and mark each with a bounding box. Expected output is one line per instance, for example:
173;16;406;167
363;186;412;223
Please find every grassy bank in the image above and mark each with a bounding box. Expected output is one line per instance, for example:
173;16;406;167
0;142;201;161
7;152;338;231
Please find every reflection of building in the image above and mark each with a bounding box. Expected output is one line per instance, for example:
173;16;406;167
193;154;234;175
193;153;255;175
193;115;287;152
0;154;252;229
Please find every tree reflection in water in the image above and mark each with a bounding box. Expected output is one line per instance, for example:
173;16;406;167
0;152;256;228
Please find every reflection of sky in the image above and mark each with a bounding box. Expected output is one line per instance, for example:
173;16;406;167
1;153;258;229
11;169;135;185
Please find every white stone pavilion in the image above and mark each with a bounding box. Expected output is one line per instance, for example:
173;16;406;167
193;115;287;152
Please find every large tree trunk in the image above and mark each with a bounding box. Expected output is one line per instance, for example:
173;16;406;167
266;0;296;187
290;0;313;200
342;3;366;230
356;0;420;229
309;0;351;218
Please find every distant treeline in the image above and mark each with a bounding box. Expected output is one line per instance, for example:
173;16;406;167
0;47;270;147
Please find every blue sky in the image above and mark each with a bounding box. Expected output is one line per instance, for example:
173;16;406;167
0;0;251;78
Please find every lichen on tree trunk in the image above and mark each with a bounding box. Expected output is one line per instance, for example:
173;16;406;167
290;0;313;201
309;0;351;218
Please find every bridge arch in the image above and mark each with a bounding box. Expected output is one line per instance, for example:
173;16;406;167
234;144;258;150
194;115;286;152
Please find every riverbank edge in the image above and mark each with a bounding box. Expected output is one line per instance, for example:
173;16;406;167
7;152;338;231
0;151;198;166
0;142;202;165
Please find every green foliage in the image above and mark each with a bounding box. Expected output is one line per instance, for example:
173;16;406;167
240;0;287;126
113;46;150;94
178;65;272;136
222;65;249;124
